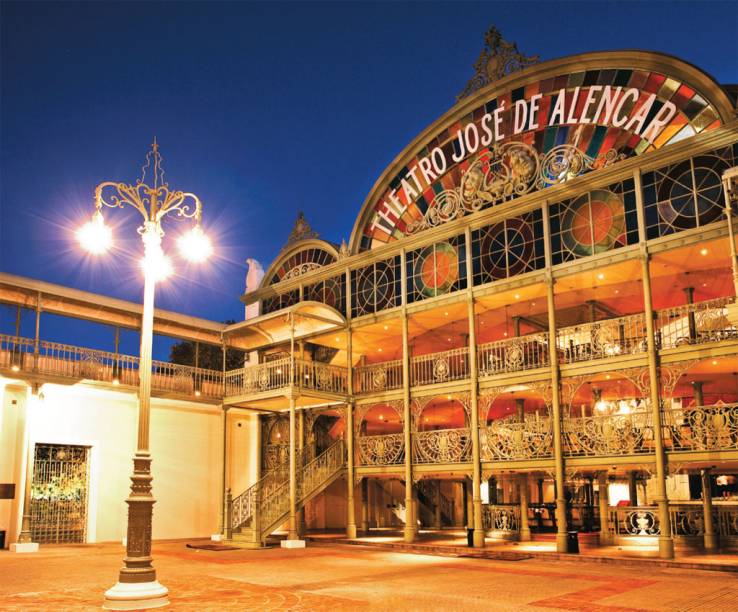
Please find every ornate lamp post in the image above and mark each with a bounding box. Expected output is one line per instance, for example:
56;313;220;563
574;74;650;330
78;141;211;610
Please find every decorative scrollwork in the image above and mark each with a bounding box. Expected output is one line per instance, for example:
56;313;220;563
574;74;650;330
458;26;539;101
482;504;520;532
357;433;404;465
564;411;653;457
413;428;471;463
482;416;553;461
408;144;624;235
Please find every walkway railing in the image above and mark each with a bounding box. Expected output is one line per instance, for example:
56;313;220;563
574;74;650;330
410;347;469;386
224;357;348;397
557;313;648;364
662;403;738;452
0;334;222;399
610;503;738;540
412;427;471;464
481;416;553;461
357;432;405;466
354;359;403;394
563;410;654;457
296;358;348;394
656;297;735;349
482;504;520;532
478;333;549;376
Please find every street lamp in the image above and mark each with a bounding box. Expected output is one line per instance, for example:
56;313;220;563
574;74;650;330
79;140;211;610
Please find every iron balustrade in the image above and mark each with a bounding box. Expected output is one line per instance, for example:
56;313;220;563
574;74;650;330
557;312;648;364
356;433;405;466
353;359;403;394
410;347;469;386
295;358;348;394
481;415;553;461
477;333;549;376
563;410;654;457
662;403;738;452
482;504;520;532
655;296;735;349
0;334;222;399
609;503;738;540
412;427;472;463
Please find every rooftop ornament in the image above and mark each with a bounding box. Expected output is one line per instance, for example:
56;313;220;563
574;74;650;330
457;26;539;101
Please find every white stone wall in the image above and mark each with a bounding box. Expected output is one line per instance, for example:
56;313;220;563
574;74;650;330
0;379;224;546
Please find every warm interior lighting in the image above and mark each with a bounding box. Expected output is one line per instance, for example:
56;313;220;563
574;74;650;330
514;294;520;299
597;273;605;280
379;414;384;421
384;325;389;330
444;311;449;316
700;248;709;256
178;225;212;263
194;390;201;397
112;378;120;386
77;211;112;254
11;364;20;372
378;348;383;352
712;359;719;365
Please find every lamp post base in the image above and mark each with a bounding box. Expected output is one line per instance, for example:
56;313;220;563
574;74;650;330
103;580;169;610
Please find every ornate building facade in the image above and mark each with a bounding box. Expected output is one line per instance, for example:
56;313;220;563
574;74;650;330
2;32;738;559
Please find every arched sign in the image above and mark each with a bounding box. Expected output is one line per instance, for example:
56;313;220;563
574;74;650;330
351;51;734;252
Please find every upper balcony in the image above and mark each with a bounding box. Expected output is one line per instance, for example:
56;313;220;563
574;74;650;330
0;334;223;400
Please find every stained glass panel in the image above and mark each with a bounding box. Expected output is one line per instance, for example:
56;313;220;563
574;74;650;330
406;235;467;303
351;256;402;317
304;274;346;315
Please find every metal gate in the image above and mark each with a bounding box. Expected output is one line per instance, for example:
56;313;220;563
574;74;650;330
29;443;90;544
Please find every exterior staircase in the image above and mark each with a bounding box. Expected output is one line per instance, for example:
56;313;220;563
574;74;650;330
227;439;345;547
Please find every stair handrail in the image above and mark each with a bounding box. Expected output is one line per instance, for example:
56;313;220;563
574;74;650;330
230;465;289;530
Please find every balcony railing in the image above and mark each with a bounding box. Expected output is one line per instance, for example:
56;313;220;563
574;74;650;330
410;347;469;386
356;433;404;466
224;357;348;397
481;415;553;461
478;333;549;376
662;403;738;452
656;297;735;349
609;503;738;540
354;359;403;394
412;427;471;464
563;409;654;457
557;312;648;364
0;334;223;399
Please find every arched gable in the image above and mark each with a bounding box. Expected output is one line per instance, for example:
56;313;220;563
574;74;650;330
348;50;736;253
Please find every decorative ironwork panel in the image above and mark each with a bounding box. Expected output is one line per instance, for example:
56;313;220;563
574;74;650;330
482;416;553;461
406;235;467;303
662;403;738;452
354;360;403;394
549;178;638;265
30;444;90;544
609;506;661;536
410;347;470;386
642;147;735;239
557;312;648;364
482;504;520;532
351;256;401;317
261;289;300;316
563;411;654;457
655;297;736;349
471;210;545;285
268;247;336;285
669;505;706;536
412;428;472;464
304;274;346;315
478;333;549;376
357;433;405;465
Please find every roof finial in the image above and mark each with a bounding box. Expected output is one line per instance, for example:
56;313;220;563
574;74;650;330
457;26;539;101
285;211;318;246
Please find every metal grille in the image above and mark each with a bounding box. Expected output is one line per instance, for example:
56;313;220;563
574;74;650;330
30;443;90;544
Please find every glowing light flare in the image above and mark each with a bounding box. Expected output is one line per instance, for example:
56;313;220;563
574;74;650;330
141;245;173;281
77;211;112;254
178;225;212;263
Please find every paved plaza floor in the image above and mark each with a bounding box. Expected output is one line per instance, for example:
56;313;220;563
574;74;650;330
2;538;738;611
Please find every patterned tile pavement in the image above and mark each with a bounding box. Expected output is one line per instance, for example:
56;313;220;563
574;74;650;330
1;540;737;611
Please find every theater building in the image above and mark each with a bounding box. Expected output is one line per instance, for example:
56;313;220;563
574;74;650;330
2;30;738;559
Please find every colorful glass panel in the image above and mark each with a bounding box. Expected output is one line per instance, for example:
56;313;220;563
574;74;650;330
550;179;638;265
642;147;735;239
351;256;401;317
304;274;346;315
471;210;545;284
407;235;467;303
359;68;725;251
268;247;336;285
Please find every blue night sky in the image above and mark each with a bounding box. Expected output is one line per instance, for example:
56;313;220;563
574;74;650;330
1;1;737;358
